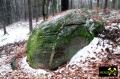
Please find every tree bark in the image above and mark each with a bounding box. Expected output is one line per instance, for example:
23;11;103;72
70;0;73;9
6;0;12;25
42;0;45;20
112;0;116;9
1;0;7;34
97;0;99;8
61;0;69;11
96;0;99;13
90;0;92;9
24;0;27;21
52;0;57;16
118;0;120;9
35;0;39;22
104;0;108;14
28;0;33;32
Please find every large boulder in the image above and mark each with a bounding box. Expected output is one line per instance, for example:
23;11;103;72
27;9;104;70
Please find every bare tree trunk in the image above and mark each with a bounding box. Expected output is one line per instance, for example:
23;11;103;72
71;0;73;9
35;0;39;22
90;0;92;9
97;0;99;8
24;0;27;21
46;0;49;18
118;0;120;9
112;0;116;9
3;8;7;35
51;0;57;16
1;0;7;34
52;0;55;16
96;0;99;13
42;0;46;20
28;0;33;32
104;0;108;14
6;0;12;25
61;0;69;11
3;23;7;35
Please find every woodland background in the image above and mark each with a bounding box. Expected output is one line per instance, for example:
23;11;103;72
0;0;120;34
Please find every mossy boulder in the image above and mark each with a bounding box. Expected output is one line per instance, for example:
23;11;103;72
27;10;104;70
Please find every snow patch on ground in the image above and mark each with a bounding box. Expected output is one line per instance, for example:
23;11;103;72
0;64;12;76
0;20;43;47
0;25;29;47
69;37;120;66
18;57;49;76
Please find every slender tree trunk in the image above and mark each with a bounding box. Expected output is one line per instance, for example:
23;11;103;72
3;24;7;35
52;0;57;16
52;0;56;16
46;0;49;18
52;0;55;16
118;0;120;9
80;0;84;8
6;0;11;25
15;0;20;21
61;0;69;11
24;0;27;21
35;0;38;22
104;0;108;14
112;0;116;9
90;0;92;9
97;0;99;8
28;0;33;32
42;0;46;20
3;8;7;35
2;0;7;34
71;0;73;9
96;0;99;13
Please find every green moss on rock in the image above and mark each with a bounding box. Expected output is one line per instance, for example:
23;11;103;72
27;10;104;70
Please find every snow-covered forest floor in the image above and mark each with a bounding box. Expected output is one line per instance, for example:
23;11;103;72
0;10;120;79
